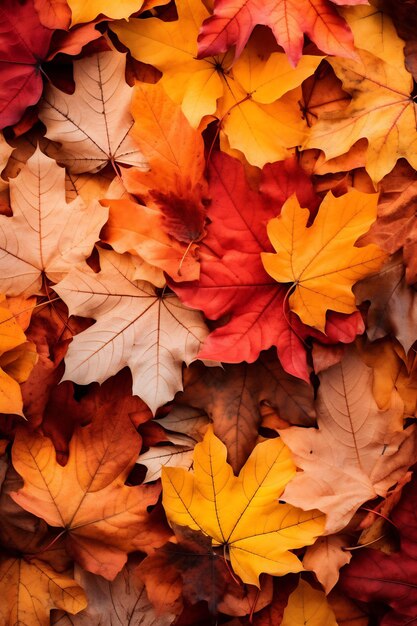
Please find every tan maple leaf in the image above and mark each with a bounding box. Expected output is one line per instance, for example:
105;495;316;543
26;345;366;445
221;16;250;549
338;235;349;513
0;147;108;297
280;347;417;534
54;249;208;414
39;49;147;174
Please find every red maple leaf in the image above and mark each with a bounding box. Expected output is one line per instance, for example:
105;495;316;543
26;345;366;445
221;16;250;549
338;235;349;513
170;152;362;380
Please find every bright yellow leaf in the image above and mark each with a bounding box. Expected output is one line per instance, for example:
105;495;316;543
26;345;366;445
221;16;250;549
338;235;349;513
112;0;321;165
281;579;338;626
261;190;387;331
162;427;325;586
68;0;146;26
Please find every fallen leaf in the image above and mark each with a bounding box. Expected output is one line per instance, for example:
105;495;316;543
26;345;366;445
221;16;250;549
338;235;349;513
197;0;365;66
162;426;325;586
280;347;417;534
303;535;352;593
0;556;87;626
112;2;321;165
261;190;386;331
11;412;161;579
122;82;208;245
0;0;53;129
34;0;71;28
55;249;208;413
139;444;195;483
281;579;338;626
137;524;232;616
0;147;108;297
111;0;225;128
51;560;175;625
177;352;316;472
251;576;298;626
304;10;417;182
101;198;201;283
39;50;146;174
67;0;147;25
171;152;315;379
339;472;417;626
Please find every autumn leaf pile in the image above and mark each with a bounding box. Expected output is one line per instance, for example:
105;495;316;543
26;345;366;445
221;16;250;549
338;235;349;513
3;0;417;624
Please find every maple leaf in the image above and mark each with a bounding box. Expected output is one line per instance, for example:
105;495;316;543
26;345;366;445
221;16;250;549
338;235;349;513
177;352;316;472
303;535;352;593
280;347;417;534
339;472;417;625
52;560;175;625
122;82;208;244
281;579;338;626
261;189;387;332
172;152;365;379
0;147;108;297
11;410;161;580
101;198;201;284
0;556;87;626
39;50;146;174
162;426;325;586
112;1;321;165
197;0;366;66
54;249;208;414
304;8;417;182
0;0;53;129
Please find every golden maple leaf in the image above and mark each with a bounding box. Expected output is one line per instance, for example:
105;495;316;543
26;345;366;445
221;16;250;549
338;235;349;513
303;7;417;182
261;190;387;331
111;0;321;166
281;579;338;626
161;426;325;586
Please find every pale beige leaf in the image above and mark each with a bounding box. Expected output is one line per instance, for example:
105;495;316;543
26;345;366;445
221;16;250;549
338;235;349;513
154;405;210;443
138;445;195;482
0;147;108;296
280;347;417;534
55;249;208;413
39;50;147;174
303;535;352;593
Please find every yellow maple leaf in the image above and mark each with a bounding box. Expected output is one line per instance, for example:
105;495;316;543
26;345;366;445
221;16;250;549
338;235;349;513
67;0;161;26
303;7;417;182
161;427;325;586
261;190;387;331
0;556;87;625
281;579;338;626
111;0;321;165
0;300;37;416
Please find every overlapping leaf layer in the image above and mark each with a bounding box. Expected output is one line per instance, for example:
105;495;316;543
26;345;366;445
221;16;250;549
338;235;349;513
1;0;417;624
